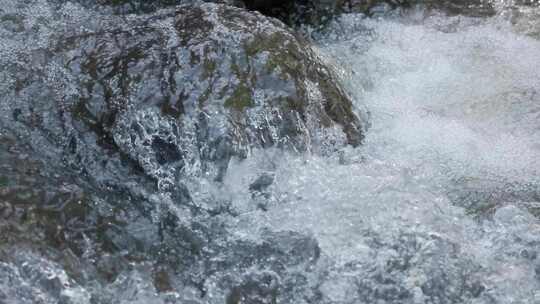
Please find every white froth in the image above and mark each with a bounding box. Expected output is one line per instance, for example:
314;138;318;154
225;9;540;303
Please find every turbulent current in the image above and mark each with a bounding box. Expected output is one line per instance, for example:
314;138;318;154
2;1;540;303
226;6;540;303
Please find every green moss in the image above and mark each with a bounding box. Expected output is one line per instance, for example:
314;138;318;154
227;57;254;109
245;32;303;81
230;56;252;81
201;58;217;80
0;176;8;187
224;85;253;110
265;57;296;81
265;57;280;73
245;32;288;57
244;36;264;57
231;60;243;79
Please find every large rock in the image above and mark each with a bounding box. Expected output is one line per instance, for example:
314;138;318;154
2;2;364;190
2;0;369;225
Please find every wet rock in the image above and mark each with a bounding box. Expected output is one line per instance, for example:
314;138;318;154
320;230;487;304
2;2;364;193
448;178;540;219
153;266;175;292
0;1;364;303
51;0;245;15
249;172;275;192
408;0;496;17
225;271;280;304
195;230;322;303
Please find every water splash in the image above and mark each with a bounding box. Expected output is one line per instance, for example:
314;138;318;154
224;7;540;303
2;1;540;303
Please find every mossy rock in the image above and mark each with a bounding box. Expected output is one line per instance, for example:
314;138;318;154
2;3;365;189
224;84;254;110
0;3;366;303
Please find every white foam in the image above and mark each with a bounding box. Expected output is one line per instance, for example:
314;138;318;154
225;10;540;303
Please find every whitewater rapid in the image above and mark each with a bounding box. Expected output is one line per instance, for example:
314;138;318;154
2;1;540;303
222;7;540;303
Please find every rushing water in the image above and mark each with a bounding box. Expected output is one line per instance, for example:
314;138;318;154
2;1;540;303
224;5;540;303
